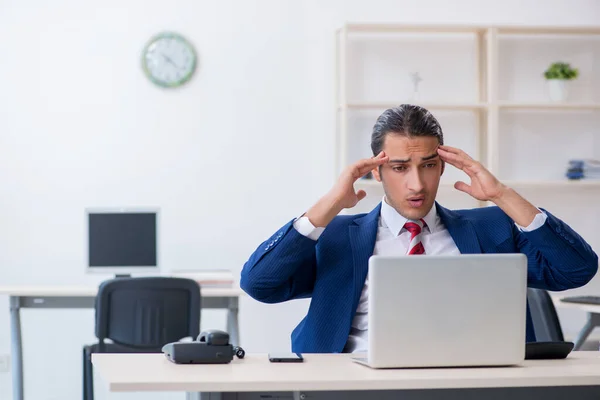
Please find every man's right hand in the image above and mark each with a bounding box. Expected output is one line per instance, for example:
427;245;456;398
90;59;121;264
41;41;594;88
304;151;389;228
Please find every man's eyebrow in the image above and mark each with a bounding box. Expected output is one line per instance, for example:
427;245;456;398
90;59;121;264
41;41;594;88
388;158;410;163
388;154;439;163
421;153;439;161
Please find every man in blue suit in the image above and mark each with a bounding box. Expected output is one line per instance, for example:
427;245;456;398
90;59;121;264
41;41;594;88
241;104;598;353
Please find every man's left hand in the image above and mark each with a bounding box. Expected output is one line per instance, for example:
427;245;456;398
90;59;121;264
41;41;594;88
437;145;507;202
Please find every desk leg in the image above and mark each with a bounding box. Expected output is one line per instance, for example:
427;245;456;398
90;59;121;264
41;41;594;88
9;296;24;400
226;297;240;346
574;313;600;350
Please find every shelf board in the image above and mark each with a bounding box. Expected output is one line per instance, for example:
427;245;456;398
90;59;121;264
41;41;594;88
342;24;600;36
355;179;381;187
341;103;600;111
505;180;600;188
498;102;600;110
341;103;487;111
356;179;600;189
343;24;485;34
497;26;600;35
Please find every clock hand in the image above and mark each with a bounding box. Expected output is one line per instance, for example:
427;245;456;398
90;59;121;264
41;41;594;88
162;54;179;69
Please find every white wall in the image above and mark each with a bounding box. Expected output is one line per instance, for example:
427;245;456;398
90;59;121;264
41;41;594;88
1;0;599;399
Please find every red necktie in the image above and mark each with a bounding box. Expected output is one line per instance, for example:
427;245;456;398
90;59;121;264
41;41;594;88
404;219;426;255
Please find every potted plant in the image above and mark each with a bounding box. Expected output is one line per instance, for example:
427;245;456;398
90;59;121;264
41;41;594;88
543;61;579;102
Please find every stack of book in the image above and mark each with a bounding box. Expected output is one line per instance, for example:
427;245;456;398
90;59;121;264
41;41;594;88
169;269;236;288
566;159;600;180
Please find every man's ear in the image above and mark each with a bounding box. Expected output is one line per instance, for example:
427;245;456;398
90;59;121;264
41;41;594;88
373;166;382;182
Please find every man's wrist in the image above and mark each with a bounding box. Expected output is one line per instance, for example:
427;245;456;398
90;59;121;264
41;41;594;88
515;208;547;232
305;194;344;228
294;216;325;240
490;185;542;228
489;183;511;205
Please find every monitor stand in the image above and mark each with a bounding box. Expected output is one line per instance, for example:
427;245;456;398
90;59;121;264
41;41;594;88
114;274;132;279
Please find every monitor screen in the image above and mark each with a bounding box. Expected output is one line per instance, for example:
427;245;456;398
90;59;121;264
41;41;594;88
87;210;158;271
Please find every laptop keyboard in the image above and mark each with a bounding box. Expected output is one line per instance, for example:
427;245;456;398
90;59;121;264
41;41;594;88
561;295;600;305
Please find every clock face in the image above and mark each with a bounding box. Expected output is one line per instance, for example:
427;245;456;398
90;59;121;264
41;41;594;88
142;32;197;88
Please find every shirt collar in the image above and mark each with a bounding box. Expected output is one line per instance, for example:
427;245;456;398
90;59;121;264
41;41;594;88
380;196;438;236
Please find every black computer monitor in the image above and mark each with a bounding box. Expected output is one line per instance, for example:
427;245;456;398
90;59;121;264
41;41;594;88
86;208;159;276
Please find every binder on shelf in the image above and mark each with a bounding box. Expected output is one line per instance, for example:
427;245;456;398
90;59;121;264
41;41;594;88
566;159;600;180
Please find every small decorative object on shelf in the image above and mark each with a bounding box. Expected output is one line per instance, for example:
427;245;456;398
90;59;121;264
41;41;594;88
566;159;600;180
544;62;579;102
409;72;422;102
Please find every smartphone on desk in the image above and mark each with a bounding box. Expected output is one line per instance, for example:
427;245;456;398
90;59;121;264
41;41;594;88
268;352;304;363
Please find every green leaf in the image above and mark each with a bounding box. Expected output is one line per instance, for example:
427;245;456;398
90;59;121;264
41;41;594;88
544;61;579;80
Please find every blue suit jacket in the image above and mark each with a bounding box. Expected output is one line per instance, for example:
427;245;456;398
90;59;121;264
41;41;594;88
241;202;598;353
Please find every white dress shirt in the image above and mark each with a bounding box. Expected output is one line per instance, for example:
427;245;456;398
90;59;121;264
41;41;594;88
293;198;547;353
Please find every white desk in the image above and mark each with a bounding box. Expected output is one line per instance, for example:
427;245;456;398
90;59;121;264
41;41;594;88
92;352;600;400
0;285;244;400
552;295;600;350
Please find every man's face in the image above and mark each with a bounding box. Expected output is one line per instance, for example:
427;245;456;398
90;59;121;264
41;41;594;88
372;134;443;220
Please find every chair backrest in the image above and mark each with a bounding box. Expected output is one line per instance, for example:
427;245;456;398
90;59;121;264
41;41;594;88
527;288;564;342
95;277;201;349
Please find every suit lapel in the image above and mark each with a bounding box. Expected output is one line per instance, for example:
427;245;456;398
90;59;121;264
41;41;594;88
349;203;381;312
436;202;482;254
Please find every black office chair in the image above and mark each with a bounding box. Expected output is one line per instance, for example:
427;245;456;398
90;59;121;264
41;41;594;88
527;288;564;342
83;277;201;400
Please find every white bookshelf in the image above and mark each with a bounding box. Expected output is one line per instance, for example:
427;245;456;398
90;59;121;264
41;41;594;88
335;24;600;209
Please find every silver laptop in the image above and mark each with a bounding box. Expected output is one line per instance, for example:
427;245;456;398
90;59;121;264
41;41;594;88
353;254;527;368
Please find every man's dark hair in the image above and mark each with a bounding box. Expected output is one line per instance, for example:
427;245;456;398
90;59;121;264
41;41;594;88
371;104;444;156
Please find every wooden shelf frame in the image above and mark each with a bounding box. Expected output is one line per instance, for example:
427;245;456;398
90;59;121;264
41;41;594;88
335;24;600;198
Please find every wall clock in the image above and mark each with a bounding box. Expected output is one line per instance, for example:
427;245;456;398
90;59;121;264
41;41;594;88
142;32;197;88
